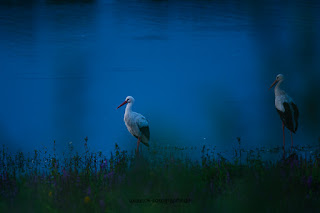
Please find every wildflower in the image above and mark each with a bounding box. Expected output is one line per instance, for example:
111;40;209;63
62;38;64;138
226;171;230;184
107;171;114;179
62;169;68;181
99;199;105;209
48;191;52;197
84;196;91;204
307;176;313;188
87;186;91;196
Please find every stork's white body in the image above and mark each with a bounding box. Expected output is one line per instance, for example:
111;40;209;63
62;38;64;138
273;78;298;133
270;74;299;155
124;105;150;147
274;86;293;113
117;96;150;153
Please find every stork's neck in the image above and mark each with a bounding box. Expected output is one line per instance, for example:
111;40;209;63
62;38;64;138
124;102;133;116
274;80;285;96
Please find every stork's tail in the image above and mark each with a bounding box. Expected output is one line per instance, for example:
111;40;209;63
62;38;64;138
139;126;150;147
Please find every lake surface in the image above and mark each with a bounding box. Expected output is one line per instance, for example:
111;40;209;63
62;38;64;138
1;0;320;156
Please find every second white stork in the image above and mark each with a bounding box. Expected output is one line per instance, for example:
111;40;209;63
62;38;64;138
117;96;150;154
270;74;299;154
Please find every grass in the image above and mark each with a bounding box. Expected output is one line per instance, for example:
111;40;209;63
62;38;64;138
1;138;320;213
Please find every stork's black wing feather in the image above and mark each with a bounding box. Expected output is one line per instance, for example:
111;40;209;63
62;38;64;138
291;102;299;132
276;102;298;133
135;126;149;147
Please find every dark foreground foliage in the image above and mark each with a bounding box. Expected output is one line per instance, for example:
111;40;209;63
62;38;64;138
1;139;320;213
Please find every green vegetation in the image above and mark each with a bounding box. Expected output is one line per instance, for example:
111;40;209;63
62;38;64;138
0;138;320;212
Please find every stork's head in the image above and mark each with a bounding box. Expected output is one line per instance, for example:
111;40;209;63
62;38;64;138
117;96;135;109
270;74;284;89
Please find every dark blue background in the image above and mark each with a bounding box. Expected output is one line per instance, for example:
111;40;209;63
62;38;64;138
1;0;319;157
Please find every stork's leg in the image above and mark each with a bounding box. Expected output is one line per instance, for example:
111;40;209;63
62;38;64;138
282;122;285;158
140;142;142;154
290;131;293;153
136;137;141;154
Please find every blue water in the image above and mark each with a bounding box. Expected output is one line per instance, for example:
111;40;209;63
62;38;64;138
1;0;320;156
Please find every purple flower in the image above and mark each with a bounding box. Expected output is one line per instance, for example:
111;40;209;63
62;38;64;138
100;160;108;171
53;180;57;188
87;185;92;195
107;171;114;179
99;199;105;209
62;169;68;181
289;158;299;169
226;171;230;184
307;176;313;188
76;176;80;186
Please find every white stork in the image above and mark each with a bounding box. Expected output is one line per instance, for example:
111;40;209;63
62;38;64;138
270;74;299;154
117;96;150;154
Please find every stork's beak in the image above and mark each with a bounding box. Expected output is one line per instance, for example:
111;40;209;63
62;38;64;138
117;100;127;109
269;79;278;90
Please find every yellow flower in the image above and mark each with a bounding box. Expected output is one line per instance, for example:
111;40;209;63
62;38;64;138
84;196;91;204
48;191;52;197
